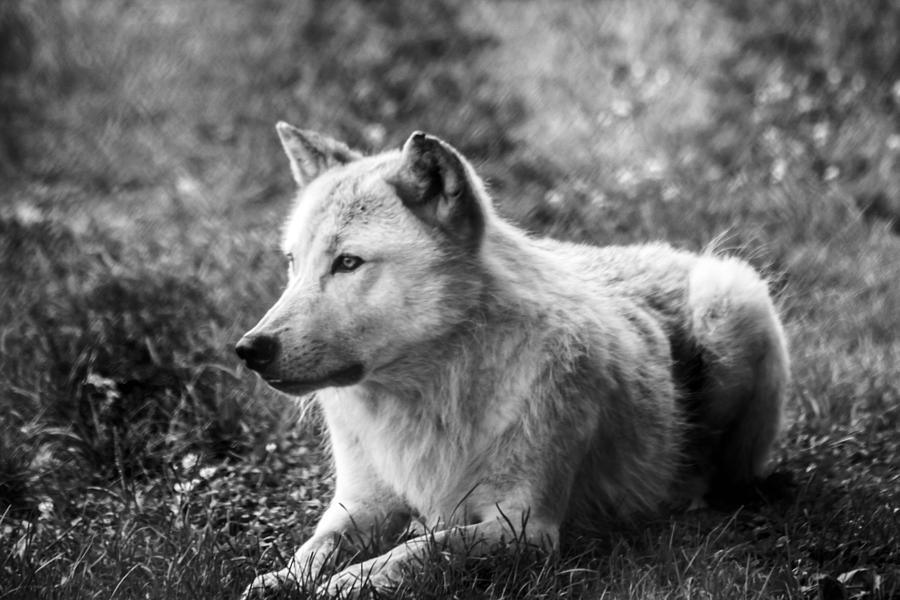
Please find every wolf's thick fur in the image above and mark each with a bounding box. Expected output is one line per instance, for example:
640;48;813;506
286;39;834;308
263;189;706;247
236;124;790;598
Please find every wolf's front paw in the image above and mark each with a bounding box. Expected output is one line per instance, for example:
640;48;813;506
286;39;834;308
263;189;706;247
318;562;399;599
241;568;300;599
318;569;363;599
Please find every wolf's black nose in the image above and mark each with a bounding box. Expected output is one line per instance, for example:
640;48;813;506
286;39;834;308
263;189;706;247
235;335;279;371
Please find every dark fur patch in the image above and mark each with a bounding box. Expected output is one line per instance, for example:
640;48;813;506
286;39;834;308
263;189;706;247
389;135;485;249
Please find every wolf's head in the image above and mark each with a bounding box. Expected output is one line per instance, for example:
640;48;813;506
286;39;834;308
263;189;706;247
235;123;491;396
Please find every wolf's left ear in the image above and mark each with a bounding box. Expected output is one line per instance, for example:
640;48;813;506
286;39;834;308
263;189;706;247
392;132;484;247
276;122;362;187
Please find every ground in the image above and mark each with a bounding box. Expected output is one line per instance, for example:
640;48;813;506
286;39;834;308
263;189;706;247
1;0;899;598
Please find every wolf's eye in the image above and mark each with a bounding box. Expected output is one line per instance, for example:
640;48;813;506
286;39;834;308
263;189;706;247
332;254;364;274
285;253;294;270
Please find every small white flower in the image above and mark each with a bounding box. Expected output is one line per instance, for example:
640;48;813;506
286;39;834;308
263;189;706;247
616;169;638;187
14;203;43;225
180;453;199;471
771;159;787;183
174;479;197;494
812;122;830;146
86;372;117;390
544;190;564;206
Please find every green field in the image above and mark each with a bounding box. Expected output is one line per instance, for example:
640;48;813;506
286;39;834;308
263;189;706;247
2;0;899;598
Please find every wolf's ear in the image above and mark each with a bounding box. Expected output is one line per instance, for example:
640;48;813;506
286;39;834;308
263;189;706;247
391;132;484;247
276;122;362;186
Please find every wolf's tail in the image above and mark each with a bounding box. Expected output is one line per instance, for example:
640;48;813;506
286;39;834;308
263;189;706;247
686;256;790;488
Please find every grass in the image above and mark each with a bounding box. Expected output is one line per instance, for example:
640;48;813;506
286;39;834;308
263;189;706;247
1;0;899;598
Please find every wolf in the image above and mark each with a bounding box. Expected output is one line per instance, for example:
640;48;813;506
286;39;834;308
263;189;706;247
235;122;790;598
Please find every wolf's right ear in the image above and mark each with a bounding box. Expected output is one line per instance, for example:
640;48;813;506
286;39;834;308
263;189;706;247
391;132;484;248
276;122;362;187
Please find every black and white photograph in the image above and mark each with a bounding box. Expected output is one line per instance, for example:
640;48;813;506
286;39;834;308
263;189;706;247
2;1;898;598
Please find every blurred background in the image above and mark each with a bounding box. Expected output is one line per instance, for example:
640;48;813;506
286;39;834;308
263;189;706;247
1;0;898;597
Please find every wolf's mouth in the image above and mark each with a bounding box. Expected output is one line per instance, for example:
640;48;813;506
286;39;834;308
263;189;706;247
263;363;365;395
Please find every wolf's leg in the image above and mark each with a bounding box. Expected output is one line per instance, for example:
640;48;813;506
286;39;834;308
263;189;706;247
320;512;559;598
241;498;411;599
687;256;790;489
242;419;410;599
